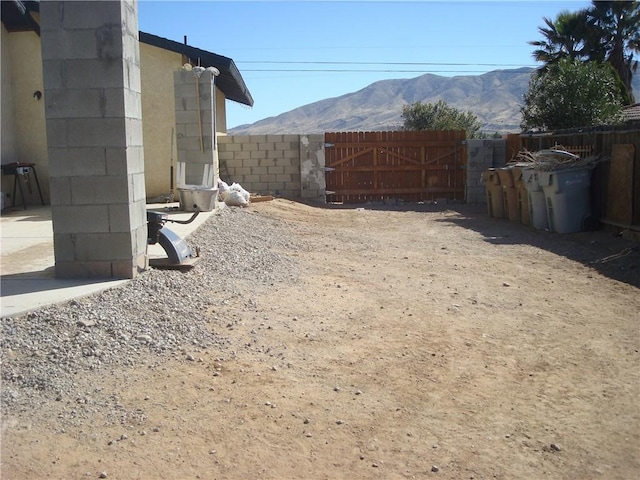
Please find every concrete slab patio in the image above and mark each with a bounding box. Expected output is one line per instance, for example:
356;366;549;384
0;203;216;318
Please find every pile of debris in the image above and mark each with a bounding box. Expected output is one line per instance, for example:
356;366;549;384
513;146;606;171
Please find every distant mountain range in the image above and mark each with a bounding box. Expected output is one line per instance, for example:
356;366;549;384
229;67;640;135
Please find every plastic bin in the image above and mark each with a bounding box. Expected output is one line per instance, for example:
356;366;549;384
496;167;520;222
481;169;504;218
538;168;592;234
511;166;530;225
522;169;548;230
178;185;218;212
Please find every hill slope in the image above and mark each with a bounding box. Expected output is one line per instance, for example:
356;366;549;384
230;68;640;135
230;68;533;134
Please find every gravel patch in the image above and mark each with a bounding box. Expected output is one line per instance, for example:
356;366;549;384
1;206;301;418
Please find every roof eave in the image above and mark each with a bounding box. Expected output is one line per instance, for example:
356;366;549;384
139;31;254;107
1;0;41;35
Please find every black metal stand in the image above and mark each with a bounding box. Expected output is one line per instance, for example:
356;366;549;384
1;162;45;210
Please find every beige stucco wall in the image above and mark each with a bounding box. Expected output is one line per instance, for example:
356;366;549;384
140;42;229;198
1;32;232;204
140;43;180;198
215;82;227;135
2;29;49;203
1;25;17;163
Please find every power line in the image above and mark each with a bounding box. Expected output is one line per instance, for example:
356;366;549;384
237;60;538;73
238;61;536;67
241;68;533;74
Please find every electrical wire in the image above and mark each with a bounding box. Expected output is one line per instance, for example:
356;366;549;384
237;61;537;67
236;60;538;73
241;69;531;73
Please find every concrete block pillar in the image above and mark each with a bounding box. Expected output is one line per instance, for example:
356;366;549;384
300;134;326;203
174;69;218;187
466;139;494;204
40;0;148;279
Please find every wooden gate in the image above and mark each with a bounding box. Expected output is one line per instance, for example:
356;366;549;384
325;130;466;204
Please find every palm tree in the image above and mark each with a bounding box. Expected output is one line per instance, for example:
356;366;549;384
529;10;591;68
530;2;639;104
586;1;640;104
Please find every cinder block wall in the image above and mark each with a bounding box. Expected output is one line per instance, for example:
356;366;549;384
219;135;508;205
217;134;325;202
466;139;507;204
299;134;325;200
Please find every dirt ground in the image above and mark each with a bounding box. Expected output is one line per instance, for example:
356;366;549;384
2;199;639;480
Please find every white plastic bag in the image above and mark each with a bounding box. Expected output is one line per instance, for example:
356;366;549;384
224;182;250;207
224;190;249;207
217;179;230;201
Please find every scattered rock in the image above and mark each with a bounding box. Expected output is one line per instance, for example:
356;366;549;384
431;465;439;472
99;472;108;479
3;207;301;422
550;443;561;452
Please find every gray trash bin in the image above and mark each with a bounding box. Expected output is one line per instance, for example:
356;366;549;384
538;168;592;234
522;169;548;230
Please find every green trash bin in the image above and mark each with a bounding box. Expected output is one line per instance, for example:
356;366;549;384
511;166;530;226
538;168;592;234
481;169;504;218
522;169;548;230
497;167;520;223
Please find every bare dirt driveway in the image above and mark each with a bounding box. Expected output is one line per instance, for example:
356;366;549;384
2;199;639;480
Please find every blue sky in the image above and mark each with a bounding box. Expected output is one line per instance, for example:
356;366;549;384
138;1;592;129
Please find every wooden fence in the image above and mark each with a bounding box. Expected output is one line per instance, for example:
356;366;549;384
507;129;640;228
325;130;466;204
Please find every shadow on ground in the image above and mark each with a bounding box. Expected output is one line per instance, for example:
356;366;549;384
437;207;638;288
0;206;51;222
304;199;639;288
0;268;111;297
